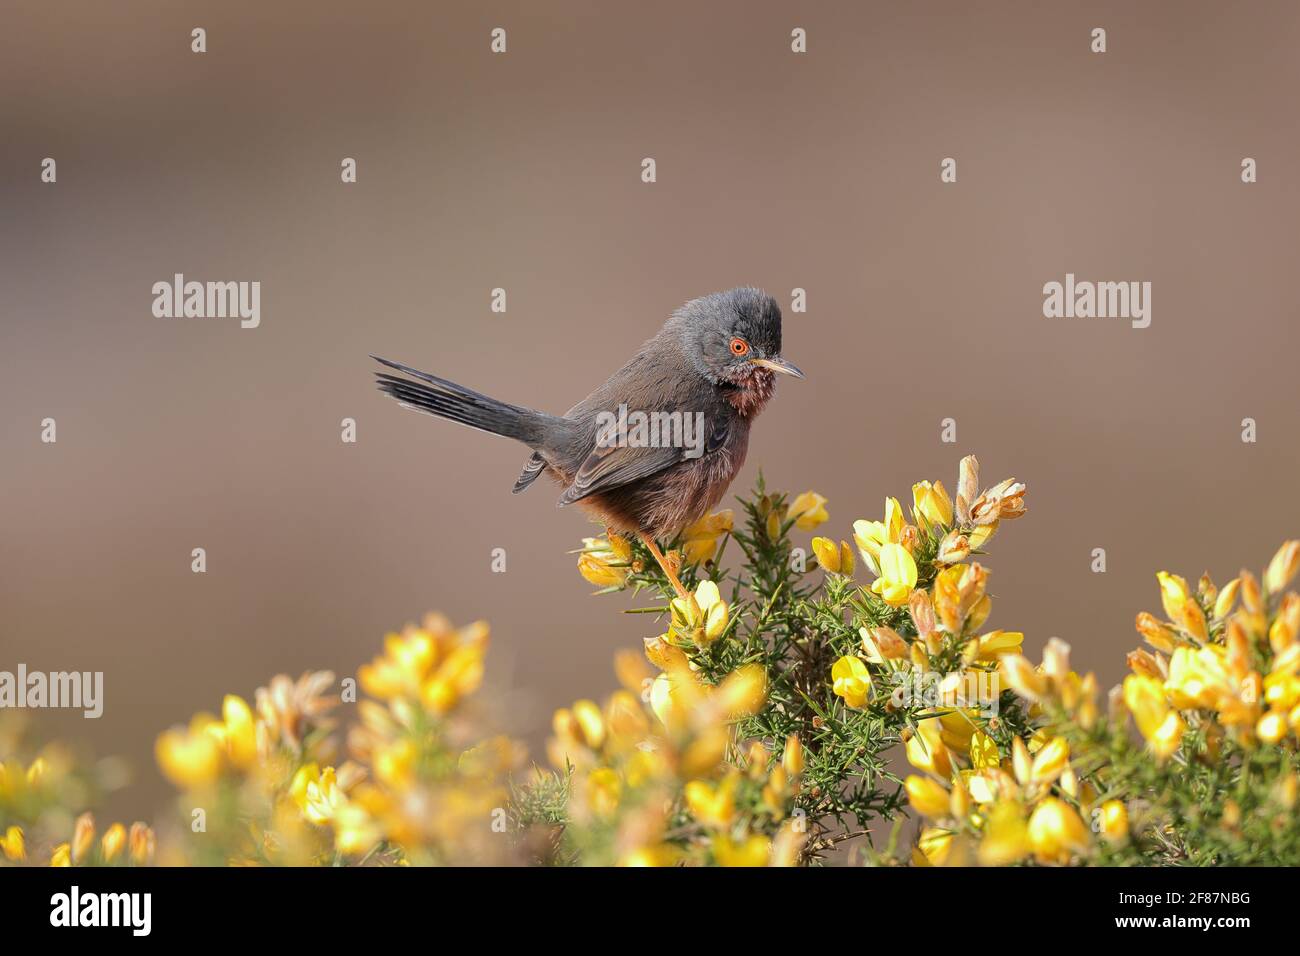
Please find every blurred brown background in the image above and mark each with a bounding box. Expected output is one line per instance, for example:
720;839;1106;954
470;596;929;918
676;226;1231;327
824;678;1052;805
2;1;1298;820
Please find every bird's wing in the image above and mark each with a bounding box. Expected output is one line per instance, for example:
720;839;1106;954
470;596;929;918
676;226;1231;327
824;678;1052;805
556;416;729;507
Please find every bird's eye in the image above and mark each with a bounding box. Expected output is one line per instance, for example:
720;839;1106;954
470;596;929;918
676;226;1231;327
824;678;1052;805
729;338;750;356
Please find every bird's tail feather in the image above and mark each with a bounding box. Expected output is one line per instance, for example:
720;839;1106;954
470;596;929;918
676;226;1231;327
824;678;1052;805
372;356;567;449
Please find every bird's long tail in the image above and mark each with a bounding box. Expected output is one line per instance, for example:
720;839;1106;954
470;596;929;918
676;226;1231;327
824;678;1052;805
372;356;568;449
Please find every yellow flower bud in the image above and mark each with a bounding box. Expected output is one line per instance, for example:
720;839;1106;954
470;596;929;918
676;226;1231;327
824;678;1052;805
861;625;908;661
100;823;127;863
1030;737;1070;785
1098;800;1129;843
1257;709;1288;745
0;825;25;862
912;480;954;528
71;812;95;864
643;634;688;672
782;734;805;777
571;699;606;750
1266;541;1300;595
129;823;156;865
811;536;841;572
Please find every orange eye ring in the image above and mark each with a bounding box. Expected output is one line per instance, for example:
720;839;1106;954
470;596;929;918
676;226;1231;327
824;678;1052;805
729;338;750;356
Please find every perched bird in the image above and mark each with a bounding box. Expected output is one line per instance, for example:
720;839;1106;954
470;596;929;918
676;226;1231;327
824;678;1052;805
373;287;803;598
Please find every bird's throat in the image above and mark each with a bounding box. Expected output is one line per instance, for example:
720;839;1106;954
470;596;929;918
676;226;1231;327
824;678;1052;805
720;368;776;418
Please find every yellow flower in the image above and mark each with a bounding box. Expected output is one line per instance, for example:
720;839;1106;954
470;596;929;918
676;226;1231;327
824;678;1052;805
205;695;258;770
1028;736;1070;785
297;765;346;825
1027;797;1090;864
586;768;622;817
906;775;951;818
905;718;953;778
603;691;649;751
1098;800;1129;843
1164;645;1232;711
0;825;25;862
714;834;771;867
870;542;917;606
787;492;829;531
648;672;676;726
643;634;689;672
831;655;872;709
979;800;1030;866
358;617;488;714
932;562;988;634
680;510;734;565
970;477;1027;524
912;480;954;529
155;716;223;788
936;530;970;564
1157;572;1208;642
1123;675;1184;760
999;654;1048;702
685;774;738;828
915;826;956;866
968;731;1000;771
577;535;633;587
332;799;381;857
682;727;729;779
619;844;681;867
853;497;909;571
713;664;769;718
967;630;1024;662
672;580;730;645
50;843;71;867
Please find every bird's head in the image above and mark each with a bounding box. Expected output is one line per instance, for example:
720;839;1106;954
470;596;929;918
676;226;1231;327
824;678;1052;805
670;288;804;400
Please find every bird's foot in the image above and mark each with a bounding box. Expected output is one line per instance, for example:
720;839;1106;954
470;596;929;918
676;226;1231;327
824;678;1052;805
637;532;690;602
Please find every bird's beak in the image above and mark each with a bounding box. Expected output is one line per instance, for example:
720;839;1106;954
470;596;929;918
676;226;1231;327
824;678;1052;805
751;356;805;379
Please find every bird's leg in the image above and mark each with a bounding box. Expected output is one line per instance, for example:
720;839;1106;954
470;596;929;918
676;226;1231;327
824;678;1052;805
637;531;689;602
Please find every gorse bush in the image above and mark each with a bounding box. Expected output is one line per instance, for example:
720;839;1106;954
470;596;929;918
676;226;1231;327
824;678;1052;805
1;455;1296;867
